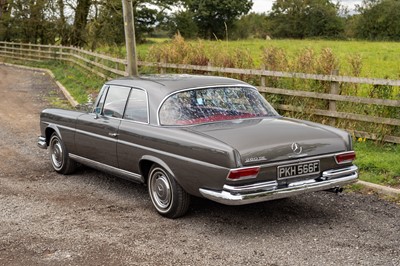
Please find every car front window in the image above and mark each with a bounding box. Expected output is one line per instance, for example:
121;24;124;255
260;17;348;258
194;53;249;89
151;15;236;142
103;85;131;118
159;86;278;126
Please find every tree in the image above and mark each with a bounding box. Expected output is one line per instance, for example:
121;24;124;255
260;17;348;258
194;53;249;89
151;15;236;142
185;0;253;39
0;0;11;41
169;10;199;39
0;0;8;18
71;0;92;47
56;0;70;45
3;0;58;44
355;0;400;41
232;12;270;39
86;0;183;49
269;0;344;39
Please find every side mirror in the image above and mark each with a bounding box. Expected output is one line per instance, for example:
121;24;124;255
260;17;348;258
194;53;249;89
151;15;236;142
75;95;94;113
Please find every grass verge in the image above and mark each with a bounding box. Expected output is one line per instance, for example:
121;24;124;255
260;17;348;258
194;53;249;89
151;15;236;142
354;140;400;188
346;183;400;204
2;59;105;104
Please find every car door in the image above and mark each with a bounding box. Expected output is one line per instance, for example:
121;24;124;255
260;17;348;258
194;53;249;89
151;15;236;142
75;85;131;167
117;88;150;174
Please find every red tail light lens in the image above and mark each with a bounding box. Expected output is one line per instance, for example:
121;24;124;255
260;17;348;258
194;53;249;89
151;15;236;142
227;167;260;181
335;151;356;164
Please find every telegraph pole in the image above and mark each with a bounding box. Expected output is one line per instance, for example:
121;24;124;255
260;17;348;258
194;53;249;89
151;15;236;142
122;0;138;76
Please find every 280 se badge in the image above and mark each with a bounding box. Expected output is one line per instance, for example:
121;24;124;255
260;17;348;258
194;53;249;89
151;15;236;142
37;74;358;218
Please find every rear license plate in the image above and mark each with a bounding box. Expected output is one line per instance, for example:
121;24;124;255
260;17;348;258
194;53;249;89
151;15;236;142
277;160;320;179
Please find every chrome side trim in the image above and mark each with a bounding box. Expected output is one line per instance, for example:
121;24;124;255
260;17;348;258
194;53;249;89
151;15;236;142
199;165;358;206
37;136;47;149
69;154;144;183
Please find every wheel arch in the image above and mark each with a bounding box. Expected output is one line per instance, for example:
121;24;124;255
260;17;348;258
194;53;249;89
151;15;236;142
44;125;61;145
139;155;176;183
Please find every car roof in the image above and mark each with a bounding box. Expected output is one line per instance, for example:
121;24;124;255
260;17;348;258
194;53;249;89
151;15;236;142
106;74;249;93
105;74;252;125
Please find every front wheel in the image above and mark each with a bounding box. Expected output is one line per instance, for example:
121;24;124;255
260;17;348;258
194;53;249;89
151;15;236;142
147;165;190;218
49;133;77;175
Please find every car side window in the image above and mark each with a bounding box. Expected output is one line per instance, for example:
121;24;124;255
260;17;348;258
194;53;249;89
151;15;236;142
103;85;131;118
124;89;148;123
93;85;108;114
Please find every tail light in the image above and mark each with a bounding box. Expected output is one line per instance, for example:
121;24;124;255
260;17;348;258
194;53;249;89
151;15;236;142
335;151;356;164
227;167;260;181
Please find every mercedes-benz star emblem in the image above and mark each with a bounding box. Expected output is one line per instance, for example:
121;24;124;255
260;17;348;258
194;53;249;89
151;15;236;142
291;142;302;154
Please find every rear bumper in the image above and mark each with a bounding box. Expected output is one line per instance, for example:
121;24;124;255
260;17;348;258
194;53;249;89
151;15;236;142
199;165;358;205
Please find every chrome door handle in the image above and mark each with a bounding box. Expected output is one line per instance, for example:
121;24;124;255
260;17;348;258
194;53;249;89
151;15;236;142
108;133;118;138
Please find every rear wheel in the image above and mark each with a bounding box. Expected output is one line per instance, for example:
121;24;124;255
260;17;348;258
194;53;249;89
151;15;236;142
49;133;77;175
148;165;190;218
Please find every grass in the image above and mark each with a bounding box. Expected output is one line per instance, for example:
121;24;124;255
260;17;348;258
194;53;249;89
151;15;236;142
354;140;400;188
45;90;72;109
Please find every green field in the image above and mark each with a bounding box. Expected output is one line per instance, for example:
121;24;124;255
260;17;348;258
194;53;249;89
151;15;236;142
118;38;400;80
96;38;400;79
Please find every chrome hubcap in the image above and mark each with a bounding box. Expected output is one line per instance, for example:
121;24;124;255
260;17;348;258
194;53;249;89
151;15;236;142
151;172;171;209
51;139;63;168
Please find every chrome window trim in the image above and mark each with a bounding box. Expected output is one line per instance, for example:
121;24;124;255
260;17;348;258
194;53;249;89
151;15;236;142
95;84;150;125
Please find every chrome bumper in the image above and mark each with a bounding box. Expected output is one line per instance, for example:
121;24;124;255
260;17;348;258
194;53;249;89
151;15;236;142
199;165;358;206
37;136;47;149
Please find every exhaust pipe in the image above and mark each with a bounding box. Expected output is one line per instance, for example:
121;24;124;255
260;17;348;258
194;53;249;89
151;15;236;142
327;187;343;194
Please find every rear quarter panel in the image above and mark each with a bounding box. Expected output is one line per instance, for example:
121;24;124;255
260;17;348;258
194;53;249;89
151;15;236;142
117;121;237;196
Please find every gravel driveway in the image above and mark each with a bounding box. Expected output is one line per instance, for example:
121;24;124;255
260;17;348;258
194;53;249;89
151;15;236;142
0;64;399;266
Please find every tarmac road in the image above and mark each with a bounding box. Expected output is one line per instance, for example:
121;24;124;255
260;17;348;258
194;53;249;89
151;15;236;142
0;64;399;265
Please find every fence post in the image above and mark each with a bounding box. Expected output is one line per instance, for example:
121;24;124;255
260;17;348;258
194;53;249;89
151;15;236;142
115;61;120;75
160;58;166;74
38;44;41;61
59;45;63;61
28;42;31;60
260;64;268;99
11;42;14;58
260;65;266;87
329;69;339;126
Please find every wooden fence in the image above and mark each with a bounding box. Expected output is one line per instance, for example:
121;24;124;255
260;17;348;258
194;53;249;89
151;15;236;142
0;41;399;143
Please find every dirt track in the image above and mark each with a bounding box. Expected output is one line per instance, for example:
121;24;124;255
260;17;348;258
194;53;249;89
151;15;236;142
0;64;399;266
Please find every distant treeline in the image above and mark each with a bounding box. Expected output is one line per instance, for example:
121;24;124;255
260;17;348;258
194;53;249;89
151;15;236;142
0;0;399;50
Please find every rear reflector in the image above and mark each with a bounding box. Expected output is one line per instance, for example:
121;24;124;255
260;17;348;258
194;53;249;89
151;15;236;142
227;167;260;181
335;151;356;164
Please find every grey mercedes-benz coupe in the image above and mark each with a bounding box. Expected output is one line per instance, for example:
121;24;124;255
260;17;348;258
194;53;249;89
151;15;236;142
38;75;358;218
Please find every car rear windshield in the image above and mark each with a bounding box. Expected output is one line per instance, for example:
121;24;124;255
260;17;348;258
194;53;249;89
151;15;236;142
159;86;278;126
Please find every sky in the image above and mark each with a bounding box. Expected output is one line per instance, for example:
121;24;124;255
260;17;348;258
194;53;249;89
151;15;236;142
251;0;363;13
